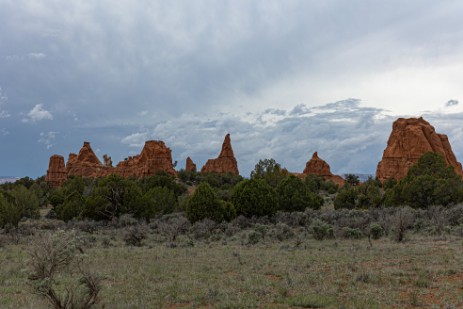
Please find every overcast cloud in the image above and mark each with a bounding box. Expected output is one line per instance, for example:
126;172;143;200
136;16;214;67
1;1;463;177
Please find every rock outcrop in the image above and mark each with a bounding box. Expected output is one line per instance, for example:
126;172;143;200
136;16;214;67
45;155;67;187
201;134;239;175
115;140;177;177
46;140;177;185
185;157;197;172
376;117;463;182
303;152;345;186
66;142;109;178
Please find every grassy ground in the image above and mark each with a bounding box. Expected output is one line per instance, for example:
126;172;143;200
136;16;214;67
1;227;463;309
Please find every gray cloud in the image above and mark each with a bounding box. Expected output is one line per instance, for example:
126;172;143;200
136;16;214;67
2;1;463;177
120;99;393;177
446;100;459;107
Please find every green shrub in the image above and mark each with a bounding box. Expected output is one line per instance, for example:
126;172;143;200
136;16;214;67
277;176;323;212
138;187;177;219
0;193;20;228
310;220;334;240
231;179;278;217
334;186;357;210
186;183;225;223
246;230;262;245
342;227;363;239
369;223;383;240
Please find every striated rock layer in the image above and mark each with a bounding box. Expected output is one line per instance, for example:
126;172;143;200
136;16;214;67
201;134;239;175
45;155;67;187
376;117;463;182
185;157;197;172
303;152;345;186
46;140;177;185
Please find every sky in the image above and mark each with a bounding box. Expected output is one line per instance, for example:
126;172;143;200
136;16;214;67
2;0;463;178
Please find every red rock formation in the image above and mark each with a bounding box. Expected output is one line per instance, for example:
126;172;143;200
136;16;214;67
376;117;463;182
46;140;177;185
45;155;67;187
303;152;345;186
201;134;239;175
185;157;197;172
66;142;110;178
114;140;177;177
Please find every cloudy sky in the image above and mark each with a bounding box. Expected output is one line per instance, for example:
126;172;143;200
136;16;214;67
2;0;463;178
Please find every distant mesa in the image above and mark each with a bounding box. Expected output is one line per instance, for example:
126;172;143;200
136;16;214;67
46;140;177;187
185;157;197;172
201;134;239;175
302;151;345;186
376;117;463;182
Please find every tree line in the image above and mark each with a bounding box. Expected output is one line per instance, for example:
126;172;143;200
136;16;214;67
1;152;463;228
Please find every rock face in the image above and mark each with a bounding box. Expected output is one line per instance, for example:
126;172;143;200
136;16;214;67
201;134;239;175
46;140;177;185
115;140;177;178
376;117;463;182
66;142;109;178
303;152;345;186
45;155;67;187
185;157;197;172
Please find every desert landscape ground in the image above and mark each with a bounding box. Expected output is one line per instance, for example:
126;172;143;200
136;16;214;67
2;210;463;308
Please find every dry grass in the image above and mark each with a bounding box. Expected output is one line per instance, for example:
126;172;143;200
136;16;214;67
1;227;463;308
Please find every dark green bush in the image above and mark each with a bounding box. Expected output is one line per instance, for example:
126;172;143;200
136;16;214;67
186;183;225;223
231;179;278;217
277;176;323;212
0;192;20;228
369;223;383;240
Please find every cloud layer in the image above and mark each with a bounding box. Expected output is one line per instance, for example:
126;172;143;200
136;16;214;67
1;1;463;177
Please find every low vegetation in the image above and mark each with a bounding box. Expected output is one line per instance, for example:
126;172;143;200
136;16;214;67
1;152;463;307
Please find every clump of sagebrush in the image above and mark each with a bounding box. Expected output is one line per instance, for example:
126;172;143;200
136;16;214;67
124;225;148;246
28;230;102;309
310;219;334;240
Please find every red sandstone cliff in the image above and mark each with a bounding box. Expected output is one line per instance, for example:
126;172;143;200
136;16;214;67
376;117;463;182
303;152;345;186
201;134;239;175
115;140;177;177
46;140;177;185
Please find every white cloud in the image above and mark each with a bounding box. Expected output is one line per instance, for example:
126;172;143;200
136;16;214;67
28;52;46;59
22;104;53;122
0;88;10;119
38;131;58;149
121;132;149;147
121;100;392;176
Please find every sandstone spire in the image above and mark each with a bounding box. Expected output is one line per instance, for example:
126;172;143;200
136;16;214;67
186;157;197;172
201;134;239;175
